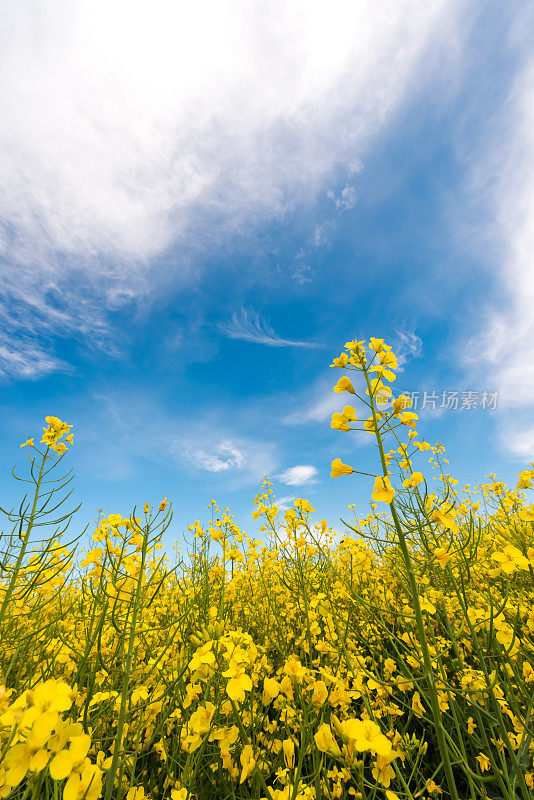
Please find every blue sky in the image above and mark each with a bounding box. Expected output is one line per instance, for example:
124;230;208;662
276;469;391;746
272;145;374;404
1;0;533;549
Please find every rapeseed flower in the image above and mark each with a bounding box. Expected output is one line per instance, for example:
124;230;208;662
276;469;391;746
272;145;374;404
371;476;395;504
334;376;356;394
331;458;354;477
239;744;256;783
490;544;529;574
402;472;424;488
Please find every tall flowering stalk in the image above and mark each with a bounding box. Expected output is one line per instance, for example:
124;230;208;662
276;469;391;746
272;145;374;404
329;337;532;800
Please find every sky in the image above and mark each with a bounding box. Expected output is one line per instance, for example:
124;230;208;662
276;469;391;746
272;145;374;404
1;0;533;550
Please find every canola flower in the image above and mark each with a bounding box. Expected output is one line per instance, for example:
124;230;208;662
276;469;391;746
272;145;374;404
1;357;534;800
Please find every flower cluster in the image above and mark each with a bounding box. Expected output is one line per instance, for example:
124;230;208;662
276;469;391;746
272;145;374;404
21;416;74;455
3;347;534;800
0;680;101;800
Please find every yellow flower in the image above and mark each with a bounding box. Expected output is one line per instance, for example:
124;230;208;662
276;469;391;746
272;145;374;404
340;718;393;757
330;353;349;368
188;702;215;737
81;548;103;568
49;734;91;780
345;339;366;355
63;761;102;800
519;505;534;522
4;711;57;787
314;724;341;756
490;545;529;574
379;351;397;368
370;364;396;382
40;417;73;448
476;753;491;772
144;502;149;513
372;752;397;788
402;472;424;488
397;411;418;427
310;681;328;707
342;405;357;420
331;413;350;432
334;376;356;394
433;547;451;569
51;442;68;455
431;508;459;536
392;395;412;413
331;458;354;478
411;692;425;718
516;469;534;489
171;790;188;800
20;437;34;448
31;680;74;714
189;641;215;671
262;677;280;703
366;378;392;399
159;497;168;512
363;416;381;433
369;338;390;353
467;717;477;734
127;789;147;800
239;744;256;784
226;672;253;703
371;476;395;504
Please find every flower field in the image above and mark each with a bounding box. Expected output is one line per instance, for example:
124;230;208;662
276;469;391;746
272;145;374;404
1;338;534;800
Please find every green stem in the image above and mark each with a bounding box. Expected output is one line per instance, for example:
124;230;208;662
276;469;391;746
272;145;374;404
362;363;460;800
0;448;48;626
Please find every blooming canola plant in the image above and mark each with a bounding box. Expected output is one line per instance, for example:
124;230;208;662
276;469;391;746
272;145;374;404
1;339;534;800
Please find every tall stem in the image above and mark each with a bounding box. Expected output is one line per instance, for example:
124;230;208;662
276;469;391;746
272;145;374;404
362;363;459;800
0;448;48;626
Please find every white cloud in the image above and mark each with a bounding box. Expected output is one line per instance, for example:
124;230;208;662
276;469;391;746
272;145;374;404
497;411;534;460
311;221;336;249
291;265;315;285
184;440;245;472
275;495;296;511
91;389;280;483
395;328;422;369
0;0;465;372
278;465;318;486
284;385;340;425
218;307;318;347
327;184;358;211
177;433;278;483
0;334;67;379
467;56;534;446
285;376;371;426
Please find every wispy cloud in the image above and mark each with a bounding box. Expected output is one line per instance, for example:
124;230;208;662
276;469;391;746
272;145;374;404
91;388;280;485
291;265;315;285
395;328;423;369
327;185;358;211
277;465;318;486
273;495;296;512
183;441;245;472
498;414;534;459
468;54;534;417
218;307;319;348
0;0;466;372
0;332;68;380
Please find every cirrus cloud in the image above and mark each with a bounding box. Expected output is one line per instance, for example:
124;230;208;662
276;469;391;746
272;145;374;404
278;465;318;486
0;0;466;374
